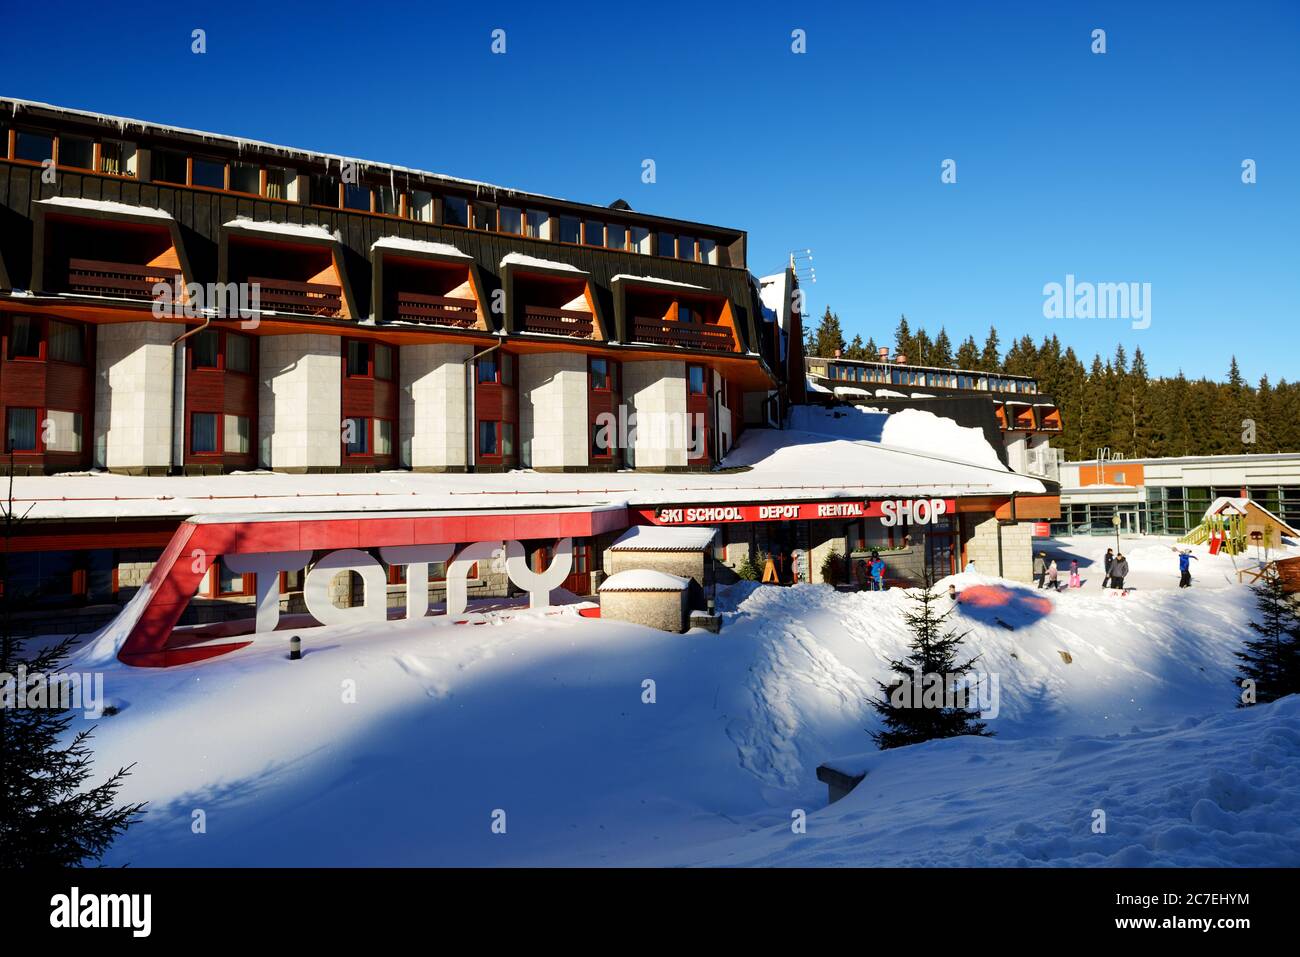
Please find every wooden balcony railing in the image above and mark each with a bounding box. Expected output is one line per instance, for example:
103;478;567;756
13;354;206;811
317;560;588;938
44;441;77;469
67;258;181;301
248;276;343;318
521;306;594;338
632;316;734;352
394;291;478;327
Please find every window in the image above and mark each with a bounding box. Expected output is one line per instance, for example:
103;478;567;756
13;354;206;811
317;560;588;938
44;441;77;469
99;139;135;176
443;196;469;227
344;184;371;211
346;340;370;376
225;333;251;373
58;134;94;169
582;220;604;246
311;173;341;207
606;224;627;251
502;422;515;459
677;236;696;261
477;355;499;384
224;414;250;454
230;162;260;194
8;316;41;359
631;226;651;254
47;320;84;363
501;352;514;386
500;206;522;234
688;365;707;395
410;190;434;222
192;157;226;189
376;419;393;456
265;166;292;200
657;232;675;257
590;357;613;391
472;202;497;231
13;130;54;163
478;420;499;456
191;329;220;369
698;237;716;264
375;185;398;216
216;561;246;596
591;422;612;459
191;413;219;453
374;343;394;380
525;209;549;239
558;216;580;244
6;408;38;452
45;410;82;453
344;417;370;455
153;149;188;185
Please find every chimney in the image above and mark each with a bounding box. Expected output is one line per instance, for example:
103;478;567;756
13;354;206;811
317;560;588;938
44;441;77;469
833;348;841;358
878;346;890;361
895;353;907;365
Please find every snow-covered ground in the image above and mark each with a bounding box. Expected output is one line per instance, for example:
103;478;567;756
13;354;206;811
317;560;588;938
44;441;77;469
69;534;1299;867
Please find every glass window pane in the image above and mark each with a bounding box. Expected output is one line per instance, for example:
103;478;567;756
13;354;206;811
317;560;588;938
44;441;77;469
501;206;522;234
477;356;498;383
311;173;340;206
502;422;514;458
473;203;497;231
218;561;242;594
631;227;651;254
478;420;498;456
223;414;250;454
374;343;393;380
688;365;706;394
100;139;133;176
559;216;580;244
191;413;218;453
525;210;548;239
344;184;371;211
225;333;251;373
657;232;675;257
345;417;369;455
6;408;37;451
265;167;291;199
376;185;398;216
230;163;260;194
192;157;225;189
153;149;188;184
8;316;42;359
191;329;219;368
376;419;393;455
59;134;94;169
47;320;84;363
677;236;696;261
346;341;369;376
501;353;514;386
606;224;626;250
411;190;434;222
45;410;82;453
698;238;716;263
14;131;54;163
583;220;603;245
443;196;469;227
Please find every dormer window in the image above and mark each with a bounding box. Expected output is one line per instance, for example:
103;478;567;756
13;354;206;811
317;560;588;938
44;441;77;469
58;134;94;169
192;157;226;189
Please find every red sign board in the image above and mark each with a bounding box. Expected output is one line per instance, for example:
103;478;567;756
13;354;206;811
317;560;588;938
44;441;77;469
635;499;957;526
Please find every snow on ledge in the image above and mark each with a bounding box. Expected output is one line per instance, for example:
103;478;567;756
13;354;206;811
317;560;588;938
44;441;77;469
501;252;586;274
224;217;340;243
37;196;173;220
372;236;469;259
611;525;717;551
611;274;707;290
599;569;691;592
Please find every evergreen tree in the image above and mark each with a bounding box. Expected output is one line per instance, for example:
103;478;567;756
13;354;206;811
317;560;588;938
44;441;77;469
0;461;145;866
869;579;993;750
844;333;867;360
932;328;954;367
809;307;846;358
979;326;1002;372
1234;564;1300;707
864;337;879;361
894;315;914;362
955;335;980;370
912;328;934;367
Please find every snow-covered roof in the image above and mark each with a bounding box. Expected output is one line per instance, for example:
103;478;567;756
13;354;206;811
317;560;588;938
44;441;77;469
610;274;706;290
224;217;340;243
599;570;690;591
501;252;586;274
371;236;469;259
611;525;717;551
805;375;831;394
832;386;873;399
37;196;173;220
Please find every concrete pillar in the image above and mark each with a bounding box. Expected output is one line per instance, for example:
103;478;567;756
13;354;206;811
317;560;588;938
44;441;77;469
519;352;588;470
259;334;342;471
401;342;470;471
93;321;175;473
624;359;686;469
965;513;1034;583
809;520;848;584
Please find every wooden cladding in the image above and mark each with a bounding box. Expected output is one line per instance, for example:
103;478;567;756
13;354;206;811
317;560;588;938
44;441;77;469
632;316;734;352
249;276;343;318
67;258;180;301
521;306;594;339
395;291;477;327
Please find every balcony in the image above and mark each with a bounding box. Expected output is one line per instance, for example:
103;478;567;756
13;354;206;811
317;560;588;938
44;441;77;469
521;306;594;338
632;316;734;353
248;276;342;318
394;291;478;327
67;258;181;301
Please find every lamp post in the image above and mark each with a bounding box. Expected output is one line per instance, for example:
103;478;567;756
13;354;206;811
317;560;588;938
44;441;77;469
1112;513;1121;554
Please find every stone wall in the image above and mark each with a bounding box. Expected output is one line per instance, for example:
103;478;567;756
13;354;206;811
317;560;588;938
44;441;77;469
623;359;686;469
965;513;1035;582
401;342;470;470
259;333;342;470
519;352;589;469
93;321;175;472
601;589;689;633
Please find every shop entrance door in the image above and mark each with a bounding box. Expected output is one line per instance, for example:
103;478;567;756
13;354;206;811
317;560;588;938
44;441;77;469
531;542;591;596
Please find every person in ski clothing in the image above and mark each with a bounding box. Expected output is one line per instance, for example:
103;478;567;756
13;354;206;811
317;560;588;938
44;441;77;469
1069;559;1081;589
1110;553;1129;590
1047;559;1060;592
1178;550;1197;588
1033;552;1048;589
871;557;886;591
1102;548;1114;588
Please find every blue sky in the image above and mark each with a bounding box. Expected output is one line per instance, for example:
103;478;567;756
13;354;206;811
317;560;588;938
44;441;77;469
2;0;1296;381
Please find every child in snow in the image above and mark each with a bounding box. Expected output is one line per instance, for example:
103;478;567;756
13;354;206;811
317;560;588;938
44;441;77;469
1034;552;1048;589
1110;553;1129;590
1102;548;1114;588
1047;559;1060;591
1178;550;1197;588
871;558;886;591
1069;559;1081;589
